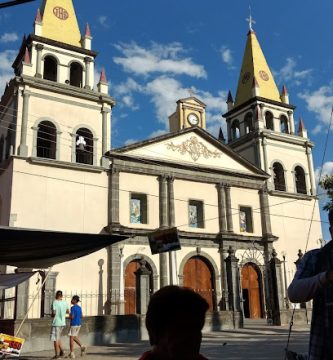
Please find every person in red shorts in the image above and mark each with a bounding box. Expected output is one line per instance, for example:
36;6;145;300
139;285;209;360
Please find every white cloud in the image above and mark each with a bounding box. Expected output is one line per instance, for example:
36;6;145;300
298;84;333;133
124;138;138;146
149;129;167;138
113;42;207;79
0;50;16;94
220;46;234;69
0;32;18;43
274;57;312;86
98;16;108;28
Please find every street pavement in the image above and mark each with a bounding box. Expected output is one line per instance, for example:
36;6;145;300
21;320;310;360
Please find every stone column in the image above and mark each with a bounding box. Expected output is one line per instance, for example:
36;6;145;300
217;183;227;232
295;250;306;309
35;44;44;78
18;91;30;157
259;187;272;236
118;246;125;315
167;176;177;285
109;168;120;226
269;249;285;325
14;268;32;320
98;259;104;315
135;260;151;315
306;144;316;195
105;244;121;314
225;185;234;232
218;245;229;311
43;271;58;317
225;247;240;312
101;107;110;168
287;111;295;135
261;136;269;173
159;175;168;287
84;57;92;90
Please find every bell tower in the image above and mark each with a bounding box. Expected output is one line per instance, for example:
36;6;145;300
223;27;316;196
1;0;115;167
168;97;206;133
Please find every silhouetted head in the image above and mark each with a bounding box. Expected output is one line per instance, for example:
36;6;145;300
71;295;80;305
55;290;63;300
146;285;209;360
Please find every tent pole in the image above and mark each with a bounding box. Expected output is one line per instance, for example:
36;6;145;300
15;267;53;337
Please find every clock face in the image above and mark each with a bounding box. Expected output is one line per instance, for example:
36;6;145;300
242;72;251;84
187;113;199;126
53;6;69;20
259;70;269;81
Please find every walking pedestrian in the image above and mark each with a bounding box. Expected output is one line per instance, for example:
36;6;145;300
67;295;86;359
51;290;69;359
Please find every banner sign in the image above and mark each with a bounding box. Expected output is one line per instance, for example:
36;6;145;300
148;227;181;255
0;334;25;357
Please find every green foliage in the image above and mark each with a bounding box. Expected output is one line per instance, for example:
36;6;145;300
319;175;333;211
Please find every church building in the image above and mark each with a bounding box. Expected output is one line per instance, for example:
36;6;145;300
0;0;322;327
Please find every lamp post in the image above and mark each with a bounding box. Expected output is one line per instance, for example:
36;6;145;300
281;251;289;309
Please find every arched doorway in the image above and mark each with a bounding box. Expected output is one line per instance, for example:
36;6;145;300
183;256;216;311
124;259;153;315
241;263;263;319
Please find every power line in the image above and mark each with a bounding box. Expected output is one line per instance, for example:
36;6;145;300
0;0;35;9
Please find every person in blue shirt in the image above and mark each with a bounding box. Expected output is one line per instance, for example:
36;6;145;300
67;295;86;359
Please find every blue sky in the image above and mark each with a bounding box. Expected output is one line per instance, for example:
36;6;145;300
0;0;332;239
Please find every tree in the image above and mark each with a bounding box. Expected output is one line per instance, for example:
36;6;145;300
320;175;333;211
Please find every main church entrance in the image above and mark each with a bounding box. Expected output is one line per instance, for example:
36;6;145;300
183;256;216;311
241;263;263;319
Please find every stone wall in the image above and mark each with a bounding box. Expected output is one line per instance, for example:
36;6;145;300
0;311;240;353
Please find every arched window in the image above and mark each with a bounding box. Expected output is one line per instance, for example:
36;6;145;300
295;166;307;194
43;56;57;82
272;162;286;191
280;115;289;134
37;121;57;159
70;62;83;87
231;120;240;140
265;112;274;130
76;128;93;165
244;112;254;134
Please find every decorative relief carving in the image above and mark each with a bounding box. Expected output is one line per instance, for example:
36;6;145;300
166;136;221;162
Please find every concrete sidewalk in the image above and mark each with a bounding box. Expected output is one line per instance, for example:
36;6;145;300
21;322;310;360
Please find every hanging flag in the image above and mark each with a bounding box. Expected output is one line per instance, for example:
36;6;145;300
148;227;181;255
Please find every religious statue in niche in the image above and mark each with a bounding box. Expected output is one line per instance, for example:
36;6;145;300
189;204;198;228
130;198;141;224
240;209;247;232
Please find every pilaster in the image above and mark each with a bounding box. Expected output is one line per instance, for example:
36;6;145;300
225;247;241;312
18;91;31;157
84;57;92;90
225;185;234;232
216;183;227;232
35;44;44;78
109;168;120;226
135;260;151;315
101;107;111;168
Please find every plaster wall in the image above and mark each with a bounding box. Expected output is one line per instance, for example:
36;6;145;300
118;172;159;230
10;158;108;232
173;179;219;233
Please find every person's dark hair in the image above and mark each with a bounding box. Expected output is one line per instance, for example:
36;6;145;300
145;285;209;346
72;295;80;302
55;290;63;298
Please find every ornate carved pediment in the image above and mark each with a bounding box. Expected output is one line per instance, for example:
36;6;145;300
166;136;221;162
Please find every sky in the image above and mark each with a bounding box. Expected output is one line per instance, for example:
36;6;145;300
0;0;332;239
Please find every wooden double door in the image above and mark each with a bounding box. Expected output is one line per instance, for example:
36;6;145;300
241;263;263;319
124;260;153;315
183;256;215;311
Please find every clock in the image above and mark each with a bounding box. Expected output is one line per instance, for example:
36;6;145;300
187;113;199;126
242;72;251;84
259;70;269;81
53;6;69;20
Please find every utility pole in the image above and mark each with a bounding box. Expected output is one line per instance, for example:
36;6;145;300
0;0;35;9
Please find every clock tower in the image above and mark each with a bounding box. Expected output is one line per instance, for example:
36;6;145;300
168;97;206;132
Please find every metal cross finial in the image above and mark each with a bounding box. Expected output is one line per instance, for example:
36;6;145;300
187;88;195;97
246;6;256;31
